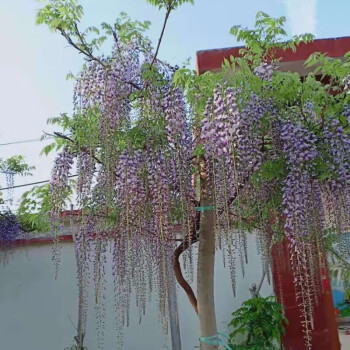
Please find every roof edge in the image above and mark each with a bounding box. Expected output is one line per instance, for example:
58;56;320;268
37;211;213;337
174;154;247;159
196;36;350;75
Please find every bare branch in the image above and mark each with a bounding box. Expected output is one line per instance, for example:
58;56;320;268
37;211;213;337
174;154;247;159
150;4;173;68
124;80;142;90
73;23;92;55
57;24;145;92
58;27;107;68
51;131;104;165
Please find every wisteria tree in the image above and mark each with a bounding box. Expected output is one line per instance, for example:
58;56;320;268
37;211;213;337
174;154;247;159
36;1;350;349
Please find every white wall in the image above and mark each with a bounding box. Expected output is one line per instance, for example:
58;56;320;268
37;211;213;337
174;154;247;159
0;234;273;350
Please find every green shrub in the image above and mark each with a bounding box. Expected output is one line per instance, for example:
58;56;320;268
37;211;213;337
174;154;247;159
228;296;288;349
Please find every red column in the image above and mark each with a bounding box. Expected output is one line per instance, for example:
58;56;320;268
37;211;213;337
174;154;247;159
272;240;340;350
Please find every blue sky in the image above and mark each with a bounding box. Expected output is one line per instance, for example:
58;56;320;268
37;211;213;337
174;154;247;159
1;0;350;208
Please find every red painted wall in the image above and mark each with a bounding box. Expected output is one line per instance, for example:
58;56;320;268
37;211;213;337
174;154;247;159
272;240;340;350
196;36;350;74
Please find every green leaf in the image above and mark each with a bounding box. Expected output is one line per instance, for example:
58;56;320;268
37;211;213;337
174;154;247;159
40;143;56;156
230;25;241;37
0;155;34;176
193;143;205;157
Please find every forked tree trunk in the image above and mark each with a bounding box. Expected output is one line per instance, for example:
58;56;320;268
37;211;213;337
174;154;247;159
197;160;218;350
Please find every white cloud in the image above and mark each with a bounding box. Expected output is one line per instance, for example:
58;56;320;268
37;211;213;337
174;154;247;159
283;0;317;36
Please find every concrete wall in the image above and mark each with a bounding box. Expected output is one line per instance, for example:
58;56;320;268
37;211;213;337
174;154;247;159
0;234;273;350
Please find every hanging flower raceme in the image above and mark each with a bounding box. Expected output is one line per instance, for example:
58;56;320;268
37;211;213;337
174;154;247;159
236;93;266;176
323;117;350;188
3;170;15;204
0;211;21;266
201;87;235;269
74;60;105;110
303;101;317;122
201;86;267;295
115;149;147;233
253;62;276;82
281;119;318;238
50;147;74;216
343;74;350;94
344;105;350;125
77;152;96;207
74;43;141;136
279;118;320;346
202;87;267;213
163;88;191;155
0;211;20;249
163;88;196;241
147;150;171;241
201;86;237;205
50;147;74;272
321;117;350;259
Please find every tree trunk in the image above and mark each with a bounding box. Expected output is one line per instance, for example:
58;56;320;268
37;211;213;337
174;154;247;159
197;160;218;350
167;252;182;350
71;217;86;350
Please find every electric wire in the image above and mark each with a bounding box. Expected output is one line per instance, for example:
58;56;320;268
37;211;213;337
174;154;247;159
0;175;77;191
0;137;54;147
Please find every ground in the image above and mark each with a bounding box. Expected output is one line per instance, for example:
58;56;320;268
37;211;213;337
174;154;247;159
339;330;350;348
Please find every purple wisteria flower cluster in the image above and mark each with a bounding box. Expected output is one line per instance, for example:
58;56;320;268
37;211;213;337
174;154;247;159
344;105;350;125
201;87;266;207
303;100;317;122
74;44;140;133
321;117;350;243
276;110;350;347
201;85;268;294
253;62;276;81
343;74;350;94
50;147;74;216
50;147;74;273
0;212;20;248
279;119;319;342
77;151;96;207
201;86;237;196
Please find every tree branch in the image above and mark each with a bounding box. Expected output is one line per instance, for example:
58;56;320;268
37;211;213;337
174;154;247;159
58;23;147;93
172;209;200;314
150;4;173;68
173;235;199;314
124;80;142;90
111;29;119;45
47;131;104;165
73;23;92;55
327;246;350;269
58;27;107;68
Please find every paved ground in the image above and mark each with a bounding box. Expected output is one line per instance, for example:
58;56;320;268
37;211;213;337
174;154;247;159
339;331;350;348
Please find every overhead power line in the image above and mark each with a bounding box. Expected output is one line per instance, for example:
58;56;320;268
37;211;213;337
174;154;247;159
0;175;77;191
0;137;54;147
